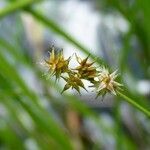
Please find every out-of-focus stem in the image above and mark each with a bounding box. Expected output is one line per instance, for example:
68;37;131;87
0;0;40;19
117;91;150;118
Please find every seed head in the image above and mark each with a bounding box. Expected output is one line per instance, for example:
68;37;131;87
74;54;98;82
44;46;70;80
61;73;87;94
41;46;123;98
93;66;123;98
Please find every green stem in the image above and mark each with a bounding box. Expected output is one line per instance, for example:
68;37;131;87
0;0;40;19
117;91;150;118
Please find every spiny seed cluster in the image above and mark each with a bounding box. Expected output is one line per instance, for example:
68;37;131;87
41;46;123;98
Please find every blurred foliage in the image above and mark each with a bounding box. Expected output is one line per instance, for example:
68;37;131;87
0;0;149;150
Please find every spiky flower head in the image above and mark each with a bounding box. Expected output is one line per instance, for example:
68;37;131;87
93;66;123;98
74;54;98;82
61;73;87;94
41;46;123;98
44;46;70;80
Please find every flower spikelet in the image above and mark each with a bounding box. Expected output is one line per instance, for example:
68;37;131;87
61;73;87;94
44;46;70;80
74;54;98;82
93;66;123;98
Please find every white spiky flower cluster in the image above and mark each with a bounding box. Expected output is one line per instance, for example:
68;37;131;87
95;66;123;98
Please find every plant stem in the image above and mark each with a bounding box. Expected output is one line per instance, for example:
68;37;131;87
117;91;150;118
0;0;40;19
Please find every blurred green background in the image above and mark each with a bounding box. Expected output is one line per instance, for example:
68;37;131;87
0;0;150;150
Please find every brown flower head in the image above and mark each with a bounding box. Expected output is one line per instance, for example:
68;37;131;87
61;73;87;94
44;46;70;80
74;54;98;82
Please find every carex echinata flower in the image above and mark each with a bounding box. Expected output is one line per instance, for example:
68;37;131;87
44;46;70;80
74;54;98;82
92;66;123;98
41;45;123;98
61;73;87;94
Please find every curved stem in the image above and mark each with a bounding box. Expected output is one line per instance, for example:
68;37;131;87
117;91;150;118
0;0;40;19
